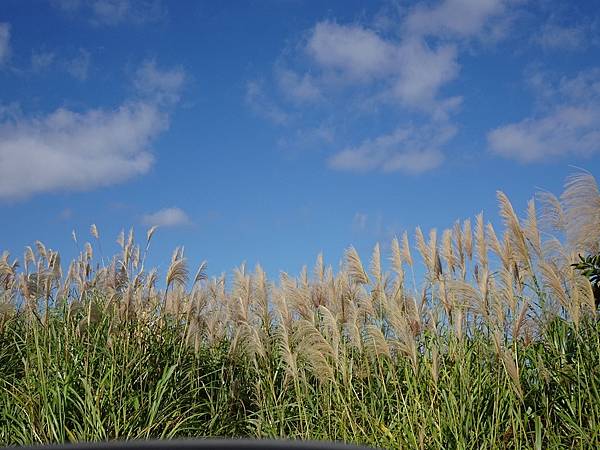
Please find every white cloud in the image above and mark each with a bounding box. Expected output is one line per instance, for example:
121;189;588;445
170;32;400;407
134;59;186;105
0;23;10;65
488;68;600;162
488;105;600;162
391;38;460;111
0;102;165;200
328;124;456;174
64;49;91;81
533;23;586;51
0;59;186;201
306;21;397;82
404;0;506;38
142;207;190;227
245;80;289;125
304;21;460;113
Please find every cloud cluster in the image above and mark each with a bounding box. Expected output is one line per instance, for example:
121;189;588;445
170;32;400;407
0;56;185;200
251;0;511;174
488;68;600;162
141;207;191;227
305;21;461;112
0;15;186;202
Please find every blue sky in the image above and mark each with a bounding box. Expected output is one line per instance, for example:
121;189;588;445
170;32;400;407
1;0;600;281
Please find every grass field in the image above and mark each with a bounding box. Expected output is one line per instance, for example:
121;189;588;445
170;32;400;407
1;171;599;448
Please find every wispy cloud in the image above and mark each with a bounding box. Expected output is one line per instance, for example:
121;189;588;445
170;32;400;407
134;59;186;105
276;67;322;104
245;80;289;125
329;124;455;174
29;48;91;80
52;0;165;26
27;47;97;81
0;23;10;65
403;0;507;39
488;68;600;162
533;23;588;51
277;124;335;152
141;207;191;227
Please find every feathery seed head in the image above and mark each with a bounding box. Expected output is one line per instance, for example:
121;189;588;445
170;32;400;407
166;248;189;290
401;231;413;266
345;246;369;285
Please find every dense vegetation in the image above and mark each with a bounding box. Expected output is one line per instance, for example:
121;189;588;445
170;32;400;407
1;171;599;448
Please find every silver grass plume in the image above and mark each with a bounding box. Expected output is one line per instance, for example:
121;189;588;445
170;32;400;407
536;190;566;232
390;237;405;288
345;246;369;285
497;191;531;271
475;213;488;269
314;253;324;283
165;246;189;304
561;171;600;253
463;219;473;262
415;227;432;274
525;199;542;258
441;229;456;275
401;231;413;267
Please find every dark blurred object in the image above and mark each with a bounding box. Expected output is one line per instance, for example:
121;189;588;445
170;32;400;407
571;253;600;308
6;439;378;450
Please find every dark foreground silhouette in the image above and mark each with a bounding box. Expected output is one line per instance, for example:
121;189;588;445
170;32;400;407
7;439;377;450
